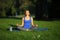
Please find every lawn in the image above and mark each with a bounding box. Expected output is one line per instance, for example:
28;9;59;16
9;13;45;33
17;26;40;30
0;18;60;40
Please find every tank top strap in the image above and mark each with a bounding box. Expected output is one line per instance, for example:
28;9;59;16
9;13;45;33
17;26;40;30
24;16;25;20
24;16;32;20
30;16;32;20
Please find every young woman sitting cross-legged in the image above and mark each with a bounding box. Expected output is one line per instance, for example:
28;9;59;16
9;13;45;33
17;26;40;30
16;10;38;31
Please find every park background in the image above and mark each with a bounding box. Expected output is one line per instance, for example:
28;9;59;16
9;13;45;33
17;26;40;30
0;0;60;40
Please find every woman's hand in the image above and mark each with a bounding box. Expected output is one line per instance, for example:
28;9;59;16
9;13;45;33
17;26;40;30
35;24;38;27
16;24;19;26
16;24;23;27
32;24;38;27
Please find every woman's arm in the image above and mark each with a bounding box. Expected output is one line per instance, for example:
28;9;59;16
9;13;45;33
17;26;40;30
31;17;38;27
20;17;24;26
16;17;24;26
31;17;35;26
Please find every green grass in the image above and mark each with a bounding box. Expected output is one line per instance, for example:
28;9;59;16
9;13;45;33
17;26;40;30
0;18;60;40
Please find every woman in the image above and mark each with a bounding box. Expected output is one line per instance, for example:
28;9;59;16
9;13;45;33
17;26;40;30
16;10;38;31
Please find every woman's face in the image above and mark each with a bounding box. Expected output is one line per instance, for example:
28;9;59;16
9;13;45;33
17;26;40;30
25;10;30;16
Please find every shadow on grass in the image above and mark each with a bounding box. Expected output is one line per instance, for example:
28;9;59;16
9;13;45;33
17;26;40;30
7;24;18;30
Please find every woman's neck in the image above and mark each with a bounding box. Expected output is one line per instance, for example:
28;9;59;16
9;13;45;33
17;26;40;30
26;15;29;17
25;15;30;20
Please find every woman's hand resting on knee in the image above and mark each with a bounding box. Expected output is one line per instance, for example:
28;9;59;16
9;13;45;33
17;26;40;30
16;24;23;27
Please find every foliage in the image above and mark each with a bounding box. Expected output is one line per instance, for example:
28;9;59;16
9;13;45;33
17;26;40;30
0;0;14;16
0;0;37;16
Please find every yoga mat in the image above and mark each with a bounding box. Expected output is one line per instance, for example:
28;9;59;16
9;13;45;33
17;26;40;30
10;28;48;32
34;28;48;31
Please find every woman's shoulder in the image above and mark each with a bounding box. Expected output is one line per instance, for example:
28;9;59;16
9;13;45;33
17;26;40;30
22;16;25;20
30;16;33;20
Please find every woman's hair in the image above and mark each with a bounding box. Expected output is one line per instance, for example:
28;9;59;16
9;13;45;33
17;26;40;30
24;10;31;16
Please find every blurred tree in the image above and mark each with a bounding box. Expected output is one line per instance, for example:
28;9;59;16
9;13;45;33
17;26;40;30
14;0;20;15
49;0;60;19
35;0;49;20
0;0;37;17
0;0;7;17
35;0;44;20
19;0;36;14
11;6;16;16
0;0;15;17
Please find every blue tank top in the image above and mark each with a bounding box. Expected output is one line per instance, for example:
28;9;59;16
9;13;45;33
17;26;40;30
24;17;31;29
